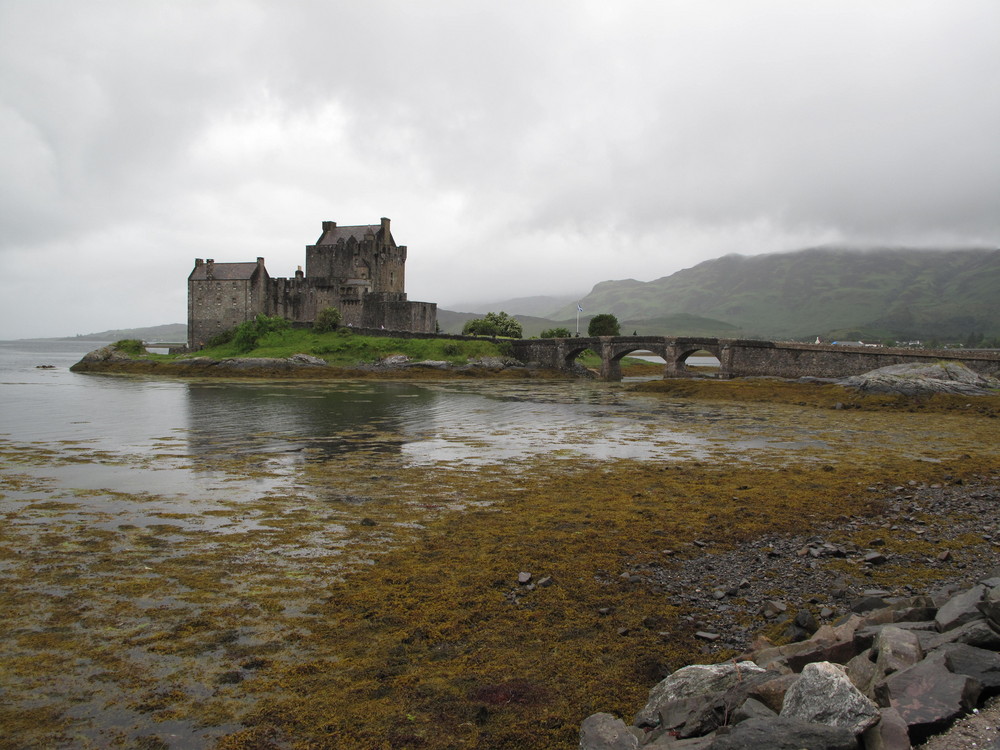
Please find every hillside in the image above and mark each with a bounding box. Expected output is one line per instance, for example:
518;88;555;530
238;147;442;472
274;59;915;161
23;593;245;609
67;323;187;342
551;247;1000;341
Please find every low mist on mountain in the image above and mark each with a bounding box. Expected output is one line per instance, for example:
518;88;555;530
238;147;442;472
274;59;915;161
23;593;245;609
481;247;999;342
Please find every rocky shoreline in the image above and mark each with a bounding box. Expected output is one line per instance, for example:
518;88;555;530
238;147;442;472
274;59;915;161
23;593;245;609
68;345;550;378
581;476;1000;749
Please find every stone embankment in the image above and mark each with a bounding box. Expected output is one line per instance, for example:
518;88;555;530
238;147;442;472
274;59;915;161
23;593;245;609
581;479;1000;750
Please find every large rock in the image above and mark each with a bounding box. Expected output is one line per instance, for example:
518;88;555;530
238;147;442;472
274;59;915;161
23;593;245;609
876;654;982;739
860;707;911;750
920;617;1000;651
845;649;880;697
77;345;133;363
780;661;880;734
755;627;860;673
288;353;328;366
936;643;1000;693
741;673;795;715
873;626;923;675
841;362;1000;396
935;585;987;632
978;584;1000;629
579;713;640;750
634;662;766;728
706;717;858;749
651;667;779;739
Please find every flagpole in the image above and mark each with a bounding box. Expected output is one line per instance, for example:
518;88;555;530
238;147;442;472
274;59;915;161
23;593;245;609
576;303;581;336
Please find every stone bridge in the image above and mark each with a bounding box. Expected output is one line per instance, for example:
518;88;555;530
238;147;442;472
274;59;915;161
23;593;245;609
507;336;1000;382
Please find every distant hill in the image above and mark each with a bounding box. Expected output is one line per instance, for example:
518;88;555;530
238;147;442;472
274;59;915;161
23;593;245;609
66;323;187;342
436;309;737;338
447;294;581;318
550;247;1000;341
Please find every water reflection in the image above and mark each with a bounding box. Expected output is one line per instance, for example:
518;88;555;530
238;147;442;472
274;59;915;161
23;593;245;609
183;380;440;459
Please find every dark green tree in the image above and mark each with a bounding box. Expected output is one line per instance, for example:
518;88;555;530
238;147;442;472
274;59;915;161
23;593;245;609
587;313;620;337
539;327;572;338
462;311;523;338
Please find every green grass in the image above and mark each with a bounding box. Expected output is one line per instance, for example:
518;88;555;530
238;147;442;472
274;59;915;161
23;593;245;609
192;329;506;367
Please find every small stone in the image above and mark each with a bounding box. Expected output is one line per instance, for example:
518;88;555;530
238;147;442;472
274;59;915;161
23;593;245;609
864;551;888;565
762;600;788;618
937;549;952;562
695;631;721;641
359;517;377;526
537;575;554;587
517;571;532;584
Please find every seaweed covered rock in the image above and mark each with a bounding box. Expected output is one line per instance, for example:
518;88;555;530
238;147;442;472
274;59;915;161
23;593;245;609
840;362;1000;396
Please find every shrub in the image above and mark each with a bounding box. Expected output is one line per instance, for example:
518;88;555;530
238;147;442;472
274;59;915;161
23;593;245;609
206;328;235;348
540;327;572;338
313;307;342;333
232;315;291;353
113;339;145;356
462;311;523;338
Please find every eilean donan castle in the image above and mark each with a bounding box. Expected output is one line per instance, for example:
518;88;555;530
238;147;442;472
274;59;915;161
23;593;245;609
187;218;437;350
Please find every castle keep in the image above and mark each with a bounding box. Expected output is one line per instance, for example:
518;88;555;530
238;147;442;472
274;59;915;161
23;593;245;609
187;218;437;350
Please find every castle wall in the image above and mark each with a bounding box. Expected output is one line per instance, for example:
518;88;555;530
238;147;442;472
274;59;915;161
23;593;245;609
360;293;437;333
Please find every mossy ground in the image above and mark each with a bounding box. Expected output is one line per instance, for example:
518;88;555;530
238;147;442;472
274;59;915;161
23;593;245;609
0;379;998;749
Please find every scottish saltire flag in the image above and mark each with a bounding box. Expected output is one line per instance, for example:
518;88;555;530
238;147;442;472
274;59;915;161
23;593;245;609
577;304;583;312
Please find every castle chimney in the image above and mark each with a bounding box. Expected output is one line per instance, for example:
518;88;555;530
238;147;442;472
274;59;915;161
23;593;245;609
322;221;337;231
194;258;204;267
295;265;304;280
380;217;390;235
205;259;215;280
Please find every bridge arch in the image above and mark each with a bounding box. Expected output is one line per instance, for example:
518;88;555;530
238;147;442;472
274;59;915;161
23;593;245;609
562;343;594;370
667;343;723;376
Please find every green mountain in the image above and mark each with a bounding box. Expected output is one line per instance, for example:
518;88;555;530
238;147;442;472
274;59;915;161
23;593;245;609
552;247;1000;341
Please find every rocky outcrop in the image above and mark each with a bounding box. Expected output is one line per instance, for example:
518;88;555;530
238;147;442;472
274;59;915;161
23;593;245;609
581;574;1000;750
73;344;135;364
840;362;1000;396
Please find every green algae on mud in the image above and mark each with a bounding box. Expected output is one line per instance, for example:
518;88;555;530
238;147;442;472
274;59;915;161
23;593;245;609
1;384;999;748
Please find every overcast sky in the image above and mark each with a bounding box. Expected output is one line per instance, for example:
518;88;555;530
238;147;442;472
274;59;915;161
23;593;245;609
1;1;998;338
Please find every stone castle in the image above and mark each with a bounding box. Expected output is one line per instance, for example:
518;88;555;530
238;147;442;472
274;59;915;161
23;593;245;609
187;218;437;350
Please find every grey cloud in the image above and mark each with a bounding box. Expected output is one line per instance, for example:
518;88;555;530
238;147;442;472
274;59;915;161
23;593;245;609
1;0;997;338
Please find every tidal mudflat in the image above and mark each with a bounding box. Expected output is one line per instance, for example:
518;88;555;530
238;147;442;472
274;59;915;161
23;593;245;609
1;378;998;748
